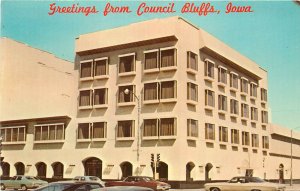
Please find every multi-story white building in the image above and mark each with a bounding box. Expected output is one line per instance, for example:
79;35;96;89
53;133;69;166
1;17;299;186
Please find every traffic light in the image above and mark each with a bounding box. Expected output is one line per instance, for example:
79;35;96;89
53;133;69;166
157;153;160;162
150;153;154;167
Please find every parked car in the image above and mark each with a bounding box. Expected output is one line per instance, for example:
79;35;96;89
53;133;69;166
33;181;103;191
105;176;170;191
97;186;154;191
0;175;48;190
204;176;286;191
73;176;105;187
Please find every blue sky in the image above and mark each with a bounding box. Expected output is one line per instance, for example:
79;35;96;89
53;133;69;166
1;1;300;130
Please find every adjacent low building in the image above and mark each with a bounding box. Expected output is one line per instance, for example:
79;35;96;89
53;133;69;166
0;17;299;186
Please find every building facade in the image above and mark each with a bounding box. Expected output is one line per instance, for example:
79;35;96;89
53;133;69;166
1;17;300;184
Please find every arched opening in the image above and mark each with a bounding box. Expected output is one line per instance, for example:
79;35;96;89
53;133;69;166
186;162;195;181
1;162;10;177
279;164;284;184
205;163;213;181
157;161;168;181
120;161;132;179
36;162;47;178
15;162;25;175
52;162;64;179
83;157;102;179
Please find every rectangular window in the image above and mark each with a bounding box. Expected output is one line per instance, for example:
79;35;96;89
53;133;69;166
262;136;269;149
218;66;227;84
241;103;249;118
187;119;198;138
187;51;198;71
92;122;106;139
78;123;90;140
0;126;26;143
205;59;214;78
230;72;239;89
251;107;258;121
118;85;135;103
80;60;93;78
143;119;158;137
94;58;108;76
117;120;135;138
241;78;248;94
218;95;227;111
144;82;159;101
205;123;215;140
252;134;259;147
160;118;176;136
187;82;198;102
94;88;108;105
144;50;159;70
119;53;135;74
79;90;92;107
250;83;258;97
34;123;65;141
261;88;268;102
160;48;176;68
219;126;228;142
262;111;268;123
231;129;239;144
205;89;215;107
242;131;250;146
161;81;177;99
230;99;239;115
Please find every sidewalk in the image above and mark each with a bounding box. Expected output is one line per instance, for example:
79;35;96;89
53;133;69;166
285;184;300;191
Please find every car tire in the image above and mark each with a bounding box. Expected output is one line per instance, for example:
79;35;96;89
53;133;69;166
210;187;221;191
0;184;5;190
21;185;27;191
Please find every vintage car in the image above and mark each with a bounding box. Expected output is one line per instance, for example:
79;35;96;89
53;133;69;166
0;175;48;190
204;176;286;191
105;176;170;191
73;176;105;187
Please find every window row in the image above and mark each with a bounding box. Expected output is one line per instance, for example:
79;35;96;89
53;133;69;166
204;59;267;101
0;126;26;143
205;124;269;149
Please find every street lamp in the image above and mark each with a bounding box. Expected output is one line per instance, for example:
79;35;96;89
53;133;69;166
124;88;141;162
290;126;300;186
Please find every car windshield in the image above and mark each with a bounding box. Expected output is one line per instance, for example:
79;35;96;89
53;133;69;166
143;177;154;181
249;177;266;183
89;177;100;181
26;176;36;180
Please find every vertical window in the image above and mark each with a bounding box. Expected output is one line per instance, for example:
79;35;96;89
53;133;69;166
80;60;93;78
94;88;108;105
78;123;90;140
205;123;215;140
261;88;268;102
205;89;215;107
118;85;135;103
230;72;239;89
160;48;176;68
92;122;106;139
119;53;135;74
218;95;227;111
160;118;176;136
252;134;259;147
218;66;227;84
161;81;177;99
241;78;248;94
231;129;239;144
262;111;268;123
242;131;250;146
144;50;159;70
79;90;92;107
230;99;239;115
219;126;228;142
144;82;159;101
187;51;198;71
117;120;135;138
187;82;198;102
143;119;158;137
250;83;258;97
94;58;108;76
205;59;214;78
251;107;258;121
241;103;249;118
262;136;269;149
187;119;198;138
